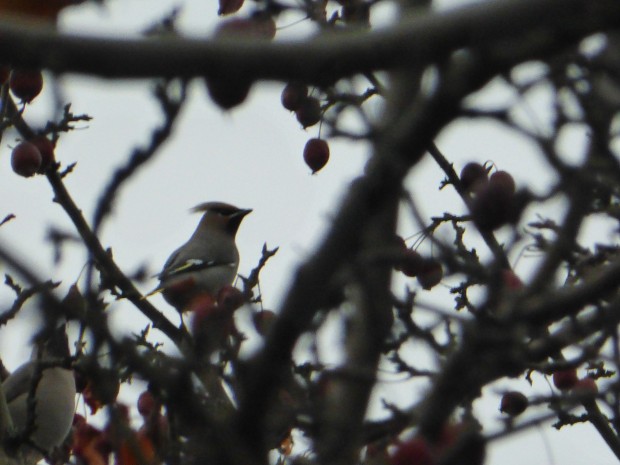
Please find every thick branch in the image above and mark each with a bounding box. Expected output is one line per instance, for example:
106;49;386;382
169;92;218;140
236;25;502;461
0;0;616;82
518;257;620;325
46;170;185;345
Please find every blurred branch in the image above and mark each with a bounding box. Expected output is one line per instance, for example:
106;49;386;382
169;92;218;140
316;199;396;465
45;168;186;345
236;16;511;457
0;0;616;82
0;276;59;327
518;257;620;325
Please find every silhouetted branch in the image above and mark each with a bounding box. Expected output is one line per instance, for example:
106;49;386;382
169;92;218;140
0;0;615;82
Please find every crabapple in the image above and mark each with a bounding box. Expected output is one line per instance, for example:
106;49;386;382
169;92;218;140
252;309;276;336
295;97;322;128
499;391;528;416
281;82;308;111
390;437;434;465
489;170;516;195
501;269;523;290
9;69;43;103
400;249;425;277
206;77;252;110
215;16;275;39
574;377;598;394
303;138;329;173
30;135;55;172
217;285;245;311
460;162;488;193
11;141;42;177
470;181;516;231
417;260;443;290
218;0;243;15
553;368;579;391
137;391;158;418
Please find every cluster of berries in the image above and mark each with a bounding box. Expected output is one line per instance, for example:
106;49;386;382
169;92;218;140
460;162;519;231
1;68;57;177
281;83;330;174
500;368;598;417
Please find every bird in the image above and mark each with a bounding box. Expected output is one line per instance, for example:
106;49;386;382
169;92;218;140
0;323;76;465
152;202;252;313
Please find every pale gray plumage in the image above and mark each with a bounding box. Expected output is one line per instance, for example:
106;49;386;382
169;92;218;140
590;34;620;110
0;325;76;465
156;202;252;312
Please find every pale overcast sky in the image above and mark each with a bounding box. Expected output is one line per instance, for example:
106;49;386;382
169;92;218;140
0;1;617;464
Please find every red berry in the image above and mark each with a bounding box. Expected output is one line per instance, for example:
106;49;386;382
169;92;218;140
9;69;43;103
489;170;515;195
217;285;245;311
30;135;55;172
460;162;488;193
437;422;470;449
215;17;275;40
137;391;158;417
218;0;244;15
574;377;598;394
470;182;516;231
205;23;268;109
249;15;276;40
553;368;579;391
281;82;308;111
162;276;197;310
188;293;217;318
436;423;485;465
499;391;528;416
140;414;169;449
205;77;252;110
11;141;42;177
295;97;322;128
190;293;235;354
190;303;218;334
252;309;276;335
400;249;425;277
417;260;443;290
501;269;523;290
303;138;329;173
390;438;435;465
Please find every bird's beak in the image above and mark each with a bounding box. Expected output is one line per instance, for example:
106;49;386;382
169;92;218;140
234;208;253;218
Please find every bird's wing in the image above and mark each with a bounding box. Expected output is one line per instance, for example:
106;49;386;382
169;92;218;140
158;258;235;280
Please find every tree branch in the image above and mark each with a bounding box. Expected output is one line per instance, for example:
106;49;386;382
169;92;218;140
0;0;616;82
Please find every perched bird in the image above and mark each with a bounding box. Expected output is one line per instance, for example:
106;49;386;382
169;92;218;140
153;202;252;313
1;323;76;465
